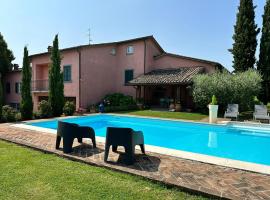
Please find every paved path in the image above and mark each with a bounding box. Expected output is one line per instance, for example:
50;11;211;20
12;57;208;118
0;124;270;200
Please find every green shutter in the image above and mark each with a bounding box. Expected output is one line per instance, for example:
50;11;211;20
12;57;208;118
64;65;71;82
125;70;133;84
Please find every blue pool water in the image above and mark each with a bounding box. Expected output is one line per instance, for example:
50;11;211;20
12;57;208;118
28;114;270;165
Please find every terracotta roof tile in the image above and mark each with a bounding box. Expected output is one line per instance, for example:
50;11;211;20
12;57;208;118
128;67;204;85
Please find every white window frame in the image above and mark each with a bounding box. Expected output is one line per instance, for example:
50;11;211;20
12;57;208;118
110;48;116;55
126;45;134;55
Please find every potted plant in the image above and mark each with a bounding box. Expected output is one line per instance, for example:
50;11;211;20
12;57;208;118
89;105;97;113
175;101;181;112
208;95;218;123
136;98;144;110
169;99;175;110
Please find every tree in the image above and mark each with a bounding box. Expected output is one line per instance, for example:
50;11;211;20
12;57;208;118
20;46;33;119
48;35;64;116
257;0;270;103
0;32;14;105
229;0;260;72
192;69;262;112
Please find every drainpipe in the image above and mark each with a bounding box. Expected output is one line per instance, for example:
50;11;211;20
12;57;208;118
143;40;147;104
143;39;146;74
77;48;81;109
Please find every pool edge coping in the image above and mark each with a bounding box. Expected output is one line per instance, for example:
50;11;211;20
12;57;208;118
12;123;270;176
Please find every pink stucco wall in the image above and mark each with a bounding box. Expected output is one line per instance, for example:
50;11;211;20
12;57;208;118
4;71;22;105
114;41;145;96
29;37;219;110
80;45;117;108
31;50;80;111
144;39;163;73
152;55;216;73
79;40;146;107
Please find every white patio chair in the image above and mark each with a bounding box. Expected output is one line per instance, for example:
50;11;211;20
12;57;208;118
253;105;270;123
224;104;239;120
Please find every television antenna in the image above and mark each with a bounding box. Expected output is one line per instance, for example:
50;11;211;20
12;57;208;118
87;28;92;45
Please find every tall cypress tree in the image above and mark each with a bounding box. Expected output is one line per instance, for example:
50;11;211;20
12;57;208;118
20;46;33;119
258;0;270;102
0;32;14;105
48;35;64;116
229;0;260;72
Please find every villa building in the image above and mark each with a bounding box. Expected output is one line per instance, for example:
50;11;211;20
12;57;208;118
6;36;224;111
3;64;22;110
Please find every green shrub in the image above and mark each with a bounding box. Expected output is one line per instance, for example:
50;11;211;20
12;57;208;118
63;101;76;116
193;69;262;112
253;96;263;105
2;105;17;122
210;95;218;105
38;100;52;118
104;93;136;106
267;102;270;111
33;111;41;119
15;112;22;121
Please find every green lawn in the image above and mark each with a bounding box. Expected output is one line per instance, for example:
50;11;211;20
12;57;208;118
114;110;208;121
0;140;207;200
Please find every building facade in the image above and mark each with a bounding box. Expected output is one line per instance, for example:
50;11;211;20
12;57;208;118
8;36;223;111
3;66;22;110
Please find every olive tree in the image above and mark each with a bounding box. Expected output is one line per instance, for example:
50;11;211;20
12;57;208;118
192;69;262;112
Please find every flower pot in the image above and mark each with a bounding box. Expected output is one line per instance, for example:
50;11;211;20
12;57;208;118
208;105;218;123
169;103;175;110
175;103;181;112
90;108;96;113
137;103;144;110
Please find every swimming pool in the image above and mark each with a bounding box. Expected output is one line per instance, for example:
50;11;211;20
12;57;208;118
27;114;270;166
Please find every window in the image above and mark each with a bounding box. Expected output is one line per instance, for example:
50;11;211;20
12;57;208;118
125;69;134;84
10;103;20;110
6;82;10;94
110;48;116;55
63;65;72;82
126;45;134;55
15;82;21;94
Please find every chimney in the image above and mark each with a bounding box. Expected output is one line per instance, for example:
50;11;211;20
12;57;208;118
13;64;19;70
47;46;52;52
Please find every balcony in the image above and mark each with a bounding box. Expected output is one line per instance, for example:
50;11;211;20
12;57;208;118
32;80;49;92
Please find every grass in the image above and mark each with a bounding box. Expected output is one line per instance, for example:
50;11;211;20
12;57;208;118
114;110;208;121
0;140;208;200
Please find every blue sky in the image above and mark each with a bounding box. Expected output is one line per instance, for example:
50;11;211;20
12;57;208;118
0;0;266;71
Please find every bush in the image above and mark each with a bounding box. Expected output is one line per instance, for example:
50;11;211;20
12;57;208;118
267;103;270;111
193;69;262;112
63;101;76;116
2;105;17;122
253;96;263;105
15;112;22;121
103;93;136;106
38;100;52;118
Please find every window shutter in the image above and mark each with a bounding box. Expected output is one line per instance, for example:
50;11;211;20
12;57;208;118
125;70;133;84
15;83;18;93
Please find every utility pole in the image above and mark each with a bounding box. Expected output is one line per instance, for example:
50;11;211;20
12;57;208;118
87;28;92;45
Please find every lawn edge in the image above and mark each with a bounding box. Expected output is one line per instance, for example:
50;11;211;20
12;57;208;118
0;138;225;200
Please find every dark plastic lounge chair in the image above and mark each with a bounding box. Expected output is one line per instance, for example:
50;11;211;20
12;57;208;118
56;121;96;153
104;127;145;165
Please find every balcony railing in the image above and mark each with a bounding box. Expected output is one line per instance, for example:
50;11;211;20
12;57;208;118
32;80;49;92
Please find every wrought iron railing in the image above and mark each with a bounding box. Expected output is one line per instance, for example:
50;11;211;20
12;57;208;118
32;80;49;92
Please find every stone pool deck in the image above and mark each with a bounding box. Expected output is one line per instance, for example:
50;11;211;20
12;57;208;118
0;124;270;200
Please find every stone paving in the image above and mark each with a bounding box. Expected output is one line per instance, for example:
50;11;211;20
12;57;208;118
1;124;270;200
